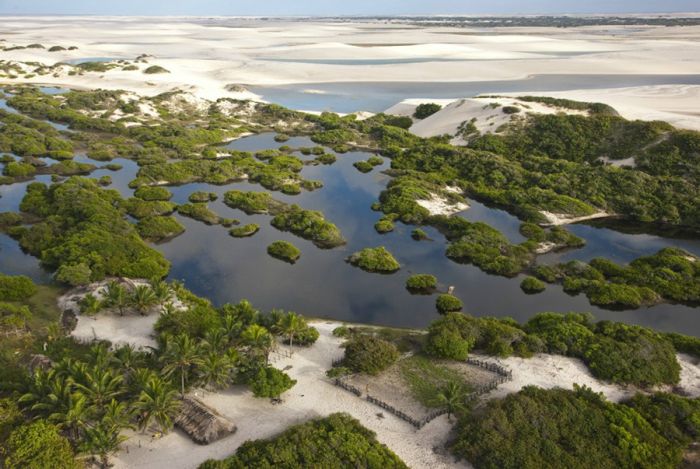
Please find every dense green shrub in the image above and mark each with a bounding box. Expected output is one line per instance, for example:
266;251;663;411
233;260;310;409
229;224;259;238
0;274;36;301
3;420;80;469
2;161;36;178
134;186;172;201
452;386;690;469
188;191;217;203
16;177;170;280
520;276;545;294
413;103;442;119
271;205;345;248
405;274;437;293
424;312;478;360
347;247;400;273
136;215;185;242
198;413;407;468
176;203;222;225
436;294;463;314
266;240;301;263
374;217;395;233
248;366;296;398
354;160;374;173
411;228;428;240
143;65;170;74
223;190;276;214
342;335;400;375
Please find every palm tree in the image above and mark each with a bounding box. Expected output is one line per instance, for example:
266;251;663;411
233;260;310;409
222;313;242;342
161;334;203;396
101;399;135;432
135;376;181;433
44;322;63;343
277;311;304;349
112;345;145;379
80;294;103;319
434;381;468;421
241;324;273;365
202;329;227;353
74;367;125;415
131;285;157;316
81;422;128;469
104;281;128;316
129;368;158;398
51;391;91;442
150;279;171;309
198;352;235;390
20;370;73;419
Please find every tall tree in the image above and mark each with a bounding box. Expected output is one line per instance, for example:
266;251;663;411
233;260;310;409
241;324;273;365
434;381;468;421
135;377;181;433
277;311;304;349
161;334;203;396
130;285;157;316
104;281;128;316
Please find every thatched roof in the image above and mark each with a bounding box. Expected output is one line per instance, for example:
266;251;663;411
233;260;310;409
174;396;236;445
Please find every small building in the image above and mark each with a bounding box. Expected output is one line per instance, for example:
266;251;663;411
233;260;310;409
174;396;237;445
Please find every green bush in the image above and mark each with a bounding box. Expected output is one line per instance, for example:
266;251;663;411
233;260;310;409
3;420;80;469
177;203;221;225
353;160;374;173
342;335;399;375
436;294;463;314
271;205;345;248
134;186;172;201
266;240;301;263
347;247;400;273
0;274;36;301
424;312;478;360
55;263;92;286
188;191;217;203
248;366;296;398
3;161;36;178
143;65;170;74
136;215;185;242
411;228;428;240
520;276;546;294
198;413;407;468
405;274;437;293
229;224;259;238
413;103;442;119
374;217;395;233
452;386;690;469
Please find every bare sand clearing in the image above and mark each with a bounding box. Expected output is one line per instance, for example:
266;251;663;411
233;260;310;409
1;17;699;128
112;321;469;469
107;319;700;469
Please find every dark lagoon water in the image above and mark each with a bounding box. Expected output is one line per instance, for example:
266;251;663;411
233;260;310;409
1;91;699;335
251;74;700;112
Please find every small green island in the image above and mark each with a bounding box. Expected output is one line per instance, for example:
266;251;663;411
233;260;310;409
347;246;401;273
230;223;260;238
267;240;302;263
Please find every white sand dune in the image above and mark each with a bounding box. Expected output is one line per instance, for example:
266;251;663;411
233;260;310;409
1;17;699;129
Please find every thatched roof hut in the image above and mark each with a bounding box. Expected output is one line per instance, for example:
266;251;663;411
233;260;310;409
175;396;236;445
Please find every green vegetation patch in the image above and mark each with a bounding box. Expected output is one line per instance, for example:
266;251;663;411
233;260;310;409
405;274;437;294
413;103;442;119
199;413;407;469
341;335;400;375
188;191;217;203
15;177;170;281
176;203;223;225
134;185;172;201
452;386;697;469
229;223;259;238
143;65;170;74
436;294;463;314
267;240;301;263
520;276;546;294
398;355;470;408
0;274;37;301
136;215;185;242
347;246;400;273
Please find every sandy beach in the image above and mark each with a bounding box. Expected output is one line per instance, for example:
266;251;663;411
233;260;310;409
104;317;700;469
0;17;699;128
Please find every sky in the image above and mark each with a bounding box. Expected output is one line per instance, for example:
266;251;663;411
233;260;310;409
0;0;698;16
